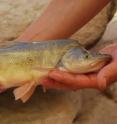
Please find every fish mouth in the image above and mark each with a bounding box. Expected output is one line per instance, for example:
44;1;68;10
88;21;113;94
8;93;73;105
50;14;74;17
87;54;112;72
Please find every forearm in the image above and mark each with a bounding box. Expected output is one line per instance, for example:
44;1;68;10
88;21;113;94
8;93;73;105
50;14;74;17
17;0;110;41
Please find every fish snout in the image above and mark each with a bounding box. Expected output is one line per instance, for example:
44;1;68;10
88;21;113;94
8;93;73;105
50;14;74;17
61;48;112;74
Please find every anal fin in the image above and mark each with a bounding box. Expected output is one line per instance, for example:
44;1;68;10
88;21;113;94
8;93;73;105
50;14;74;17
13;81;36;103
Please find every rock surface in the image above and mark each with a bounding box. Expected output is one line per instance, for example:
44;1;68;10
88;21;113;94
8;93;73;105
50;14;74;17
101;4;117;41
74;94;117;124
0;89;82;124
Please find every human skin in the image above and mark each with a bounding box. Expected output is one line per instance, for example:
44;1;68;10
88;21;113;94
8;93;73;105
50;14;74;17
17;0;110;41
16;0;114;90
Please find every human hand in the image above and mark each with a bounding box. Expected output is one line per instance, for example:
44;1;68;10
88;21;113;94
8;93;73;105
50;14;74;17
40;43;117;91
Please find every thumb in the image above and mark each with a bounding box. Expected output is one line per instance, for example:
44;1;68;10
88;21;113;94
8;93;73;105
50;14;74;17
97;62;117;90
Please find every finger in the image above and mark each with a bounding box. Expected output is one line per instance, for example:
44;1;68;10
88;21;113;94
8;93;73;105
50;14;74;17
49;70;78;84
48;70;98;89
97;62;117;89
40;77;77;90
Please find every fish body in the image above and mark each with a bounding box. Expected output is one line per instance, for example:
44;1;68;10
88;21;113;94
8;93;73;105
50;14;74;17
0;40;79;88
0;40;111;102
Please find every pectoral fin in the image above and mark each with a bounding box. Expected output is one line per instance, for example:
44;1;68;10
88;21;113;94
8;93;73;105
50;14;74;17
13;81;36;103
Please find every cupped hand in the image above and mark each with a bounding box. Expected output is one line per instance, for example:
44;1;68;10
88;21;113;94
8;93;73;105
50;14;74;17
40;43;117;91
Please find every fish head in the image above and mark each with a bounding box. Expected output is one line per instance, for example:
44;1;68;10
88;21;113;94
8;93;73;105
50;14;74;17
61;48;112;73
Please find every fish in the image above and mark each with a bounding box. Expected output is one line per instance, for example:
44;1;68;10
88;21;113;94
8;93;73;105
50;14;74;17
0;39;112;102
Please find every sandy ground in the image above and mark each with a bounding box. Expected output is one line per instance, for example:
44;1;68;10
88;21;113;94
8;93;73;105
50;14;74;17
0;1;117;124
